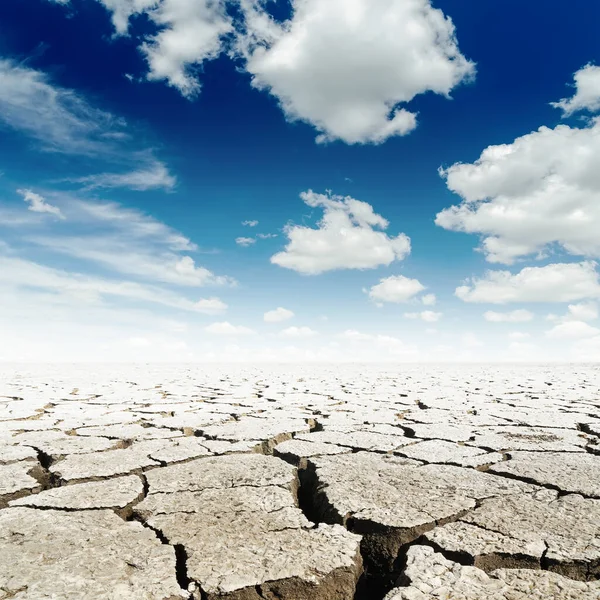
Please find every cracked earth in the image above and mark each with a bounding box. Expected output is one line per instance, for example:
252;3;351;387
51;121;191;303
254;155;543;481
0;364;599;599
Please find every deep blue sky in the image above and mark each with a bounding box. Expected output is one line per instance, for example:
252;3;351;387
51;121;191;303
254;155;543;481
1;0;600;361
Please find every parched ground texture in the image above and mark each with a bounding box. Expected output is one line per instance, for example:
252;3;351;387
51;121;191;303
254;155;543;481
0;363;599;600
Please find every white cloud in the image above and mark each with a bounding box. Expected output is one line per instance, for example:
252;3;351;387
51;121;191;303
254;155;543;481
256;233;277;239
564;302;598;322
95;0;233;97
436;112;600;264
264;307;294;323
508;331;530;341
341;329;419;358
242;220;259;227
462;332;483;348
484;309;534;323
0;58;124;155
404;310;442;322
546;321;600;339
17;189;64;219
23;197;234;288
71;199;194;251
193;297;227;314
368;275;425;304
271;191;410;274
0;59;175;189
456;262;600;304
421;293;436;306
280;326;318;338
552;64;600;116
205;321;255;335
236;237;256;247
93;0;157;35
570;335;600;361
0;254;224;314
70;158;176;191
238;0;474;144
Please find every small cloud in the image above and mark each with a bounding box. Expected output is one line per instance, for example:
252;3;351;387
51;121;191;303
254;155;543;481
484;309;534;323
18;188;64;219
236;237;256;247
368;275;425;304
194;297;227;314
280;326;318;338
242;220;259;227
256;233;277;239
205;322;255;335
264;307;294;323
404;310;442;323
462;332;483;348
508;331;530;341
421;294;436;306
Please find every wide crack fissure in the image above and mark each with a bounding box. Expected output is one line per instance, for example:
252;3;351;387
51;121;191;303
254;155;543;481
293;460;436;600
131;515;195;599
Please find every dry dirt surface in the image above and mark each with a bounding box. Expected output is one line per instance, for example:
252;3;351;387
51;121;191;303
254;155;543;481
0;363;599;599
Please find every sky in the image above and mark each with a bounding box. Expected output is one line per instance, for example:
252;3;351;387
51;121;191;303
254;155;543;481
1;0;600;363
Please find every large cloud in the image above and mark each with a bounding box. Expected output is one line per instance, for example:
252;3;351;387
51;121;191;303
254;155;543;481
456;262;600;304
271;191;410;274
238;0;474;144
436;109;600;264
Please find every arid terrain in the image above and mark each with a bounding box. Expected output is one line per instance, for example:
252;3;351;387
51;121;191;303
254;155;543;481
1;364;599;599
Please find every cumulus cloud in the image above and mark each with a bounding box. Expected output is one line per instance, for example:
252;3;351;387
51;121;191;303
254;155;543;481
18;189;64;219
404;310;442;322
368;275;425;304
552;64;600;116
193;297;227;314
280;326;318;338
546;321;600;339
421;293;436;306
564;301;598;322
236;237;256;247
484;309;534;323
456;262;600;304
242;220;258;227
205;321;255;335
436;109;600;264
238;0;474;144
264;307;294;323
508;331;530;341
95;0;232;97
271;191;410;274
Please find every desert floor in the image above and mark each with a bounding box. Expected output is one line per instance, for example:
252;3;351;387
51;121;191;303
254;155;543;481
1;364;599;599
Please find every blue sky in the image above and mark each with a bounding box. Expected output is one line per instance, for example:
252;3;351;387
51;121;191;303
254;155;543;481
1;0;600;362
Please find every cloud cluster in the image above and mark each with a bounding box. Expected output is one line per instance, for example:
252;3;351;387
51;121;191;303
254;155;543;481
456;262;600;304
271;191;410;274
52;0;473;144
437;113;600;265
